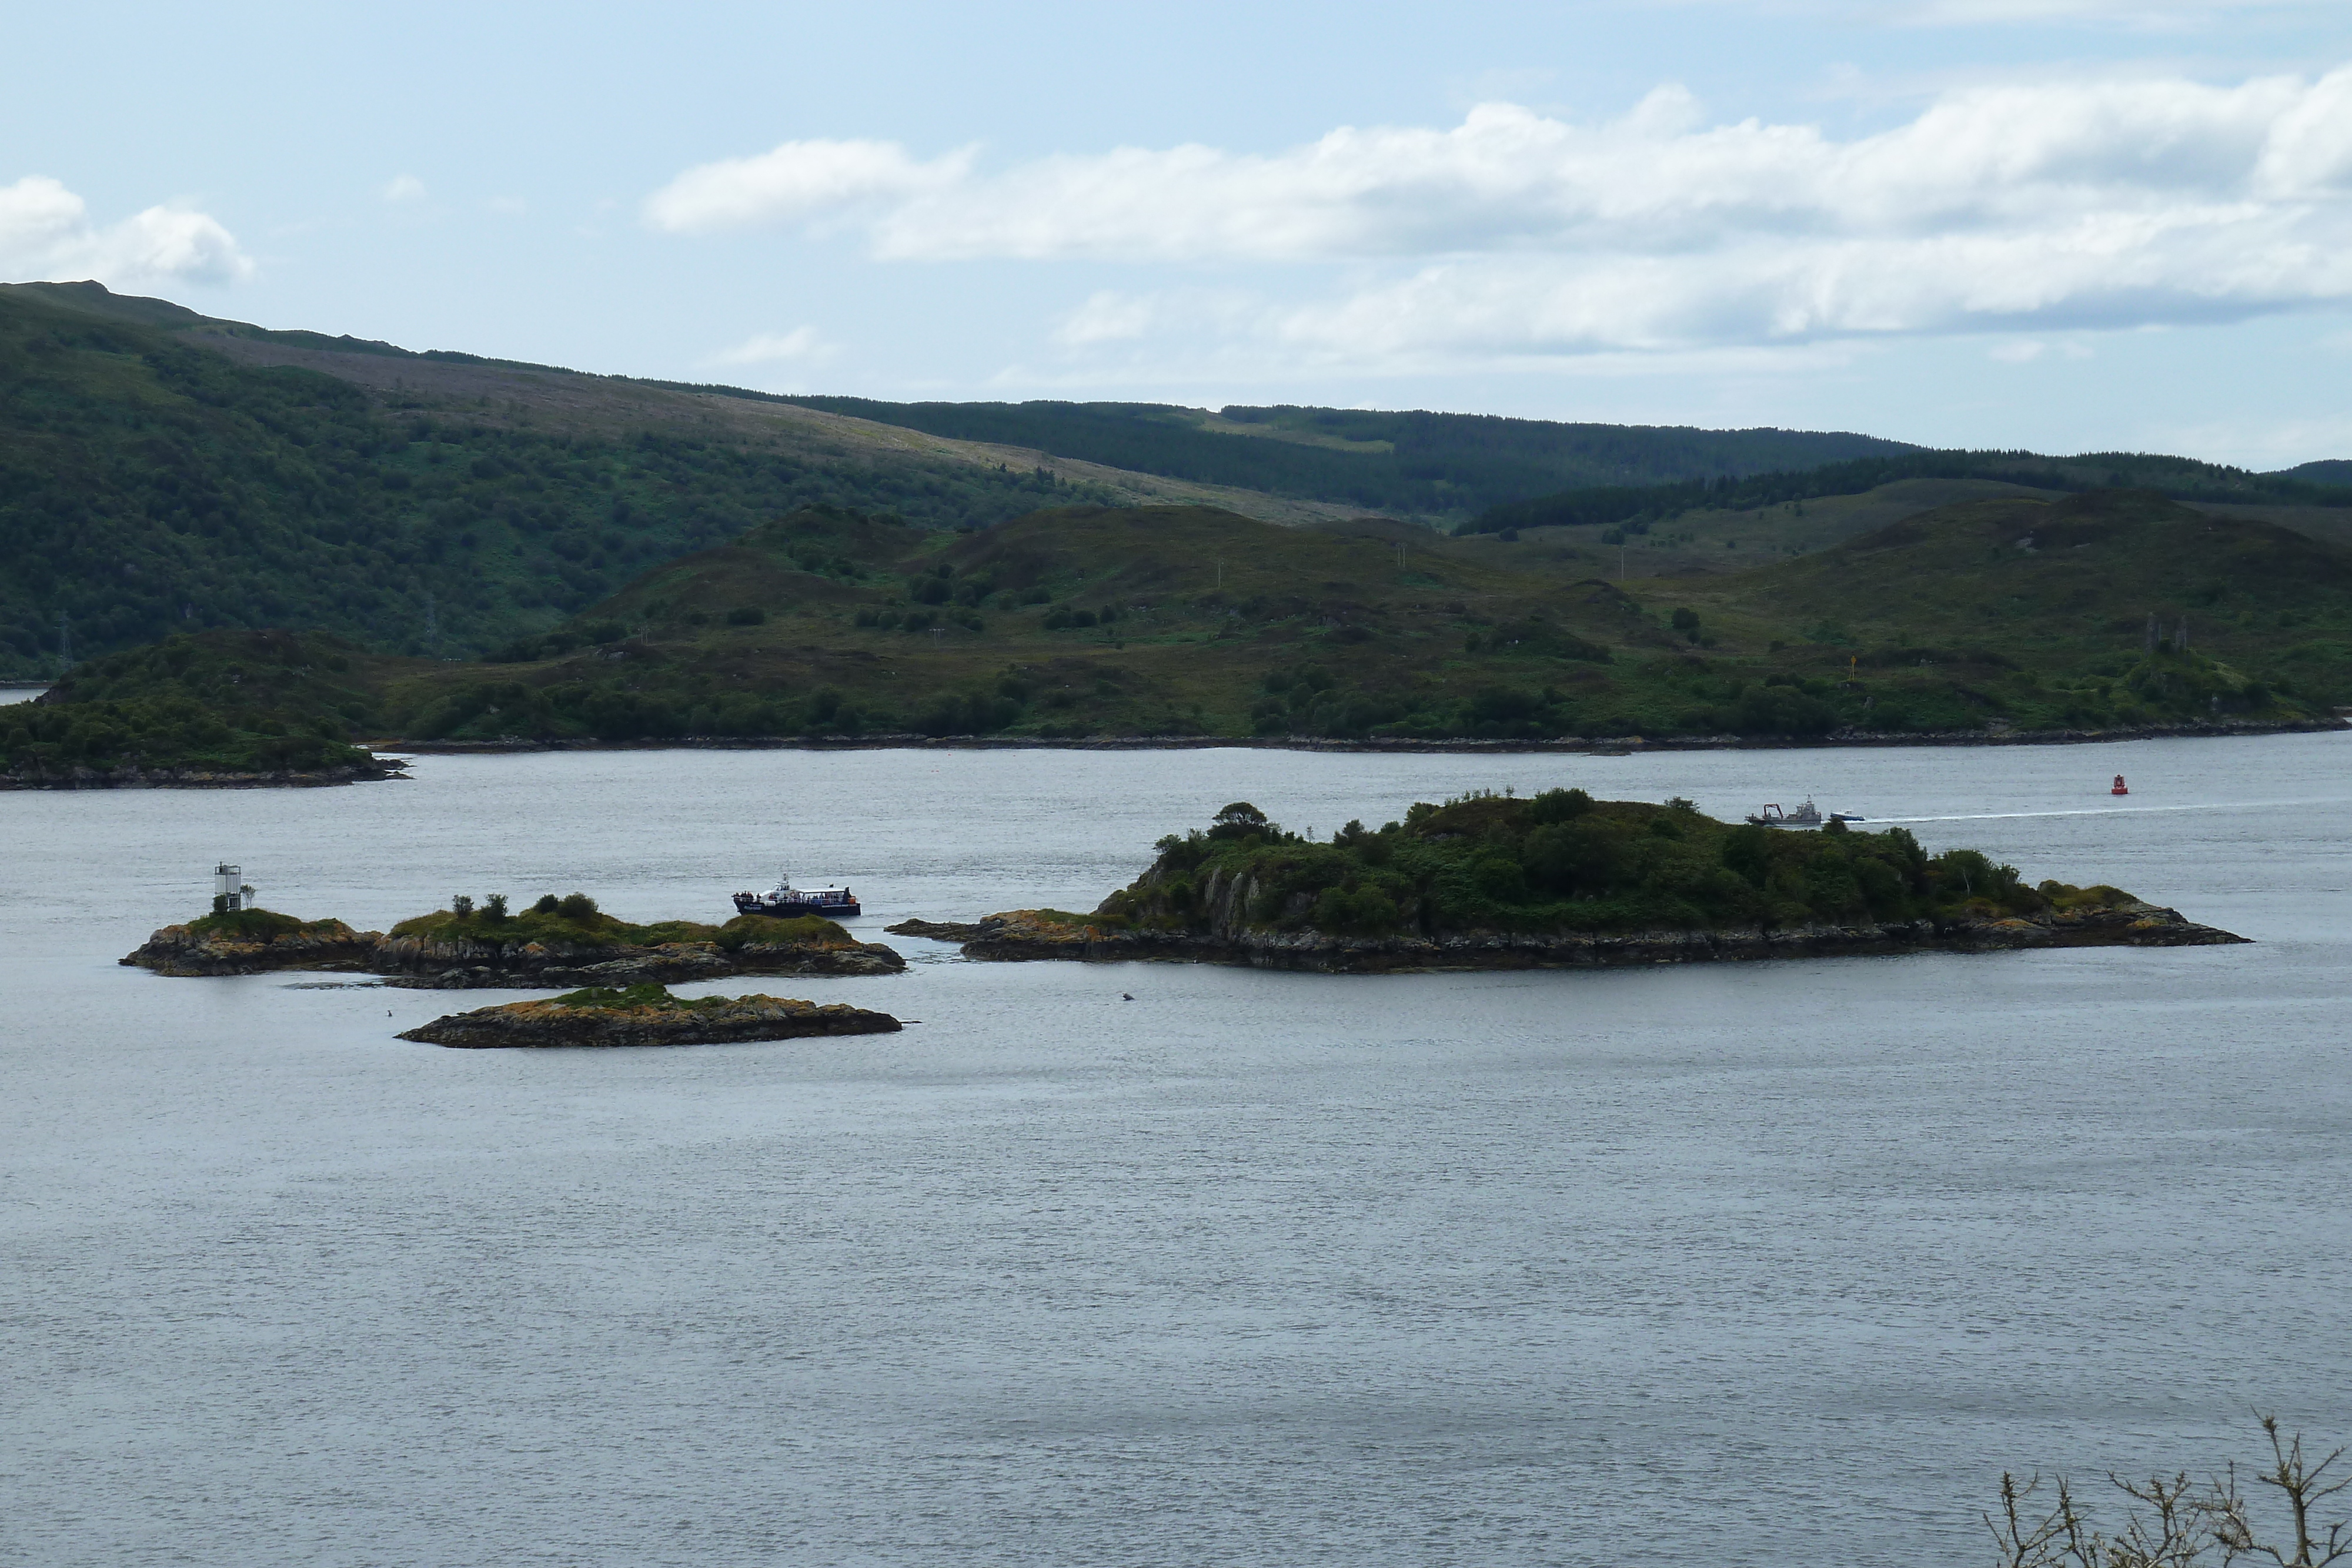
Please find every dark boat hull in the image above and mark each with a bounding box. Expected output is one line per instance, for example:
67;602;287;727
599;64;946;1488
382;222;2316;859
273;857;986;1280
733;893;861;919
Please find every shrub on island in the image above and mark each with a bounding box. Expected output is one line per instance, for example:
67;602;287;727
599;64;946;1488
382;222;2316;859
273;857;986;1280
387;895;854;953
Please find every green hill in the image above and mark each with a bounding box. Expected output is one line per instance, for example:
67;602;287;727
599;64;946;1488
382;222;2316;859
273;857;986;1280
15;487;2349;780
1465;449;2352;537
9;279;2352;751
39;485;2342;756
0;280;1915;678
0;285;1116;677
769;397;1913;519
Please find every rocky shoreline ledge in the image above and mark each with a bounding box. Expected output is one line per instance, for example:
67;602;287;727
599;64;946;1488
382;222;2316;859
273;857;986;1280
123;915;379;976
397;984;903;1048
123;906;903;986
4;757;409;790
894;900;2244;973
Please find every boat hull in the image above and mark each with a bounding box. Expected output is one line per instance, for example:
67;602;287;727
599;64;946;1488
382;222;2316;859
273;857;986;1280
733;893;861;919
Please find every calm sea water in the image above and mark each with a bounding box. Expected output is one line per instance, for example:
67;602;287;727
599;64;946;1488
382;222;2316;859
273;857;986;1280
5;737;2348;1567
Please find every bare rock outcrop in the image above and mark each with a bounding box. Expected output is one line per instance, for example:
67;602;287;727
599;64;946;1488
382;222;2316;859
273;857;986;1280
120;918;383;976
397;989;903;1048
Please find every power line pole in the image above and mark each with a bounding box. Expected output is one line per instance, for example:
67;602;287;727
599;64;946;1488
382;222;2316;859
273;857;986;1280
56;611;71;672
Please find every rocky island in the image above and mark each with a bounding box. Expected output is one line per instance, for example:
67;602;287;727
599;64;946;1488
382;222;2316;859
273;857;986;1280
121;908;380;976
894;794;2246;972
123;891;903;986
397;982;903;1048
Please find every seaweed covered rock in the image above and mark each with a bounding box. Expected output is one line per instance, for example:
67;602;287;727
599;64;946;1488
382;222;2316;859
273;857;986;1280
121;908;382;975
396;983;903;1048
920;792;2248;972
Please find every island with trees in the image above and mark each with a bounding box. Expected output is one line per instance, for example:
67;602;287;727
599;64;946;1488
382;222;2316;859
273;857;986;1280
894;794;2246;972
122;891;903;984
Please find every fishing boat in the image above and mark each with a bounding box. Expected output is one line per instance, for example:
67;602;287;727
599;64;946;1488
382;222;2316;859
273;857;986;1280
733;871;861;919
1745;798;1863;828
1746;799;1824;827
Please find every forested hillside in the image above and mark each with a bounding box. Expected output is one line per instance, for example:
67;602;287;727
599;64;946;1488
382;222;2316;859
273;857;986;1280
8;279;2347;693
0;287;1098;675
1465;449;2352;536
774;396;1912;517
15;486;2350;785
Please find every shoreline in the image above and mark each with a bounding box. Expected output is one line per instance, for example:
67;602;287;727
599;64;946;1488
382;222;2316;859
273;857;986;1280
1;759;410;791
375;716;2345;757
9;719;2338;792
900;901;2249;974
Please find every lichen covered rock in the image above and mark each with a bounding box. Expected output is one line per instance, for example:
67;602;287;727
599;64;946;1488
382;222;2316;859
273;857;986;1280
396;984;903;1048
121;911;382;976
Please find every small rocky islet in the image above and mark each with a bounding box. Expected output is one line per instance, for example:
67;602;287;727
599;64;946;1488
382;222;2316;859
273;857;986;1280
889;792;2247;972
122;894;903;987
396;982;902;1049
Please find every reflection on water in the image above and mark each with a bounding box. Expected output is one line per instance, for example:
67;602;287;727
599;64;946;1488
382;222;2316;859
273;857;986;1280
4;735;2348;1567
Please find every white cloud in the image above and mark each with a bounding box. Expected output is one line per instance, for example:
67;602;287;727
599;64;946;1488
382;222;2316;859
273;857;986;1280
1990;340;2047;361
382;173;426;203
645;139;974;235
651;62;2352;362
0;175;253;288
707;326;834;366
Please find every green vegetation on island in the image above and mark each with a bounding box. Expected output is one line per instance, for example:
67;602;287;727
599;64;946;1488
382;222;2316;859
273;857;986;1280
121;891;898;983
1108;796;2107;937
386;891;854;954
919;794;2243;970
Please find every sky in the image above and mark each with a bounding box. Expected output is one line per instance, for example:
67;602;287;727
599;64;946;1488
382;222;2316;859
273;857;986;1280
5;0;2351;467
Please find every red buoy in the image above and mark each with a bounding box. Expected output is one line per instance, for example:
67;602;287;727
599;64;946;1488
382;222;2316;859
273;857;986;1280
2111;774;2129;796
